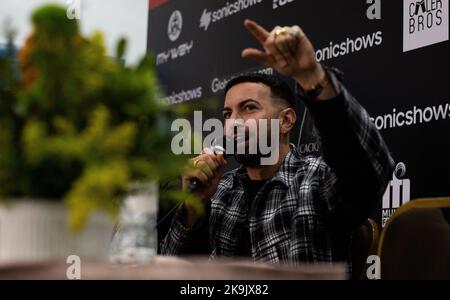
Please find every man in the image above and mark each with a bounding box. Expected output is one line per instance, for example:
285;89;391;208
161;19;393;264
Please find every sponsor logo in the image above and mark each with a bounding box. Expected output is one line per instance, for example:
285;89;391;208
256;67;274;75
315;31;383;62
199;0;263;31
199;9;212;31
298;121;321;155
403;0;449;52
382;162;411;227
156;10;194;65
299;142;321;155
211;77;229;94
162;86;203;105
156;41;194;65
168;10;182;42
210;68;273;94
371;102;450;130
298;109;322;156
273;0;295;9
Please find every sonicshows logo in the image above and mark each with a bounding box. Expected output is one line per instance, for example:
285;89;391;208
403;0;449;52
382;162;411;227
157;10;194;65
199;0;263;31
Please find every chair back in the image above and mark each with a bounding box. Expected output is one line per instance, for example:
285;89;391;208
351;218;379;280
378;197;450;279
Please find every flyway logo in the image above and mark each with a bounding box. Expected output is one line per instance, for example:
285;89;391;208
157;10;194;65
199;0;263;31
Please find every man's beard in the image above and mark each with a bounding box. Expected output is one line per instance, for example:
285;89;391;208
235;152;262;167
234;131;273;167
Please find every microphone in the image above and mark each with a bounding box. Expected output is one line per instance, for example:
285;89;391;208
188;136;234;192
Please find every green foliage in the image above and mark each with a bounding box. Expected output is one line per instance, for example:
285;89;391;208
0;4;191;231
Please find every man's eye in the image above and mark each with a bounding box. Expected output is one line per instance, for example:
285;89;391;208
245;105;257;112
223;112;231;119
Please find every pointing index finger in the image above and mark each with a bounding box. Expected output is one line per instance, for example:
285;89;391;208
244;19;269;45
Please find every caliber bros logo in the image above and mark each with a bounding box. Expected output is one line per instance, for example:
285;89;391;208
403;0;449;52
382;162;411;227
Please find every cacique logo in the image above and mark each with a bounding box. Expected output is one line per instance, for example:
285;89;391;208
403;0;449;52
199;0;263;31
381;162;411;227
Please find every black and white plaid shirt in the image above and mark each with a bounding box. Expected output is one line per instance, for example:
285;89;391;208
161;68;394;265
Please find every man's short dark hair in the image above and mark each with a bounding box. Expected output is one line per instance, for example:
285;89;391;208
224;72;296;109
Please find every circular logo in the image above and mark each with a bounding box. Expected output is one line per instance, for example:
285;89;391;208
394;162;406;179
168;10;182;42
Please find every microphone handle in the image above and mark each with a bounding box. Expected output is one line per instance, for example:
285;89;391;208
188;178;202;192
188;143;231;192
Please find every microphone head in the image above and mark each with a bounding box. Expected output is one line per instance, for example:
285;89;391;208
211;136;235;159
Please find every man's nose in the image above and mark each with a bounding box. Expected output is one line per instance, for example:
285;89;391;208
224;118;245;136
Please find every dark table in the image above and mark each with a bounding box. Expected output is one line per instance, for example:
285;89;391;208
0;256;347;280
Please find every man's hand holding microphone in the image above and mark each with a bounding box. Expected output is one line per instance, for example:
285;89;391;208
181;148;227;228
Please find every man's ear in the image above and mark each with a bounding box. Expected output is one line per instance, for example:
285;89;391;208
279;108;296;134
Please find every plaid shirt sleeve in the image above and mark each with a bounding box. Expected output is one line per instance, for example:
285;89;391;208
284;67;394;263
159;205;191;255
299;67;395;232
160;203;210;255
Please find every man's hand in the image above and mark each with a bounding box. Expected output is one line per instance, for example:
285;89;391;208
181;148;227;228
242;19;337;100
